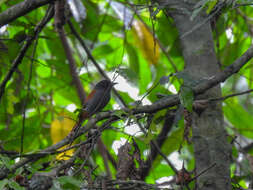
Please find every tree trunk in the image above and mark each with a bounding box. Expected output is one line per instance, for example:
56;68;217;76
156;0;232;189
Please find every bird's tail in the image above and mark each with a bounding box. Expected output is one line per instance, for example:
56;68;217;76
69;111;88;146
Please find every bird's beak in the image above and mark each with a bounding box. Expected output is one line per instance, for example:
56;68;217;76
112;82;118;86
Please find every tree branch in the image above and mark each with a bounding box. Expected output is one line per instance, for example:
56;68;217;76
0;5;54;102
0;0;55;27
133;46;253;114
140;111;175;179
1;45;252;179
194;46;253;95
21;32;39;155
67;20;128;108
54;0;86;105
210;89;253;102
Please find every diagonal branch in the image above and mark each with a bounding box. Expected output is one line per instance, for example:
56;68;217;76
194;46;253;94
210;89;253;102
67;21;127;108
0;0;55;27
54;0;114;179
54;0;86;105
133;46;253;114
0;5;54;102
1;45;253;180
140;111;175;179
20;33;39;155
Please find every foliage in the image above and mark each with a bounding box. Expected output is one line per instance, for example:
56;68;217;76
0;0;253;189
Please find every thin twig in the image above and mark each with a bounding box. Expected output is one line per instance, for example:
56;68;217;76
90;0;111;49
150;140;178;174
73;138;97;176
73;118;115;176
7;134;101;158
97;138;112;178
20;34;39;155
139;82;159;103
0;5;54;102
1;46;253;179
189;163;216;182
54;146;83;176
180;2;226;38
55;0;86;105
55;3;116;178
209;89;253;102
134;11;178;72
134;114;178;174
67;20;127;108
233;3;253;9
141;111;175;179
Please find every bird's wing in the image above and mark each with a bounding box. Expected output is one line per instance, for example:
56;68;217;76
85;89;110;115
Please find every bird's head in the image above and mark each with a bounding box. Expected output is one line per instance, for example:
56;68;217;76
94;80;117;90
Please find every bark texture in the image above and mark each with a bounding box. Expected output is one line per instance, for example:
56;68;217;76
0;0;55;27
156;0;232;189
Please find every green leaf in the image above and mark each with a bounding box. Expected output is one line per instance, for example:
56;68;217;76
139;57;151;95
5;40;20;61
146;164;174;183
6;89;19;114
0;179;8;189
150;110;167;132
144;130;154;144
8;181;25;190
224;98;253;139
126;43;139;74
0;0;8;6
117;91;134;105
0;155;12;169
13;31;26;43
117;67;139;85
36;63;51;78
57;176;82;188
92;44;114;59
179;86;193;112
173;105;184;127
112;110;128;119
9;20;29;28
153;122;184;168
206;0;218;14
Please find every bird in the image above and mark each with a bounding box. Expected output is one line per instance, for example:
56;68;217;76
81;79;116;119
71;79;116;135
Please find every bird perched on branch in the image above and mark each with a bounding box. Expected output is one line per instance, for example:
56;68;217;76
81;79;116;119
71;79;117;135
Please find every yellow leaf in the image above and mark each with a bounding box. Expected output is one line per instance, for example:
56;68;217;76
132;20;160;65
50;112;75;160
55;146;74;160
206;0;217;14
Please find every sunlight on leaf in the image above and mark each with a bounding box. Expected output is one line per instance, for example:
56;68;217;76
7;89;18;114
50;112;75;160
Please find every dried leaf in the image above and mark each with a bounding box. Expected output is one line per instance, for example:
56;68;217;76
132;20;160;65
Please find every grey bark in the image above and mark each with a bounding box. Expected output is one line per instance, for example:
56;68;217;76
1;44;252;179
0;0;55;27
155;0;232;189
